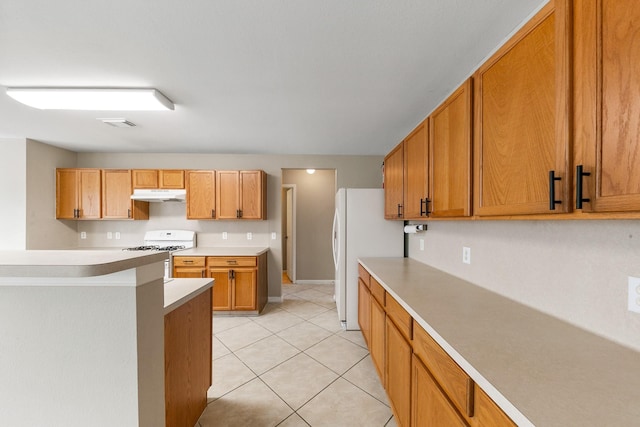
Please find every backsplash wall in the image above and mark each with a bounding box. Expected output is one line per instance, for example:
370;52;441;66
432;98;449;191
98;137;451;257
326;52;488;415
407;220;640;352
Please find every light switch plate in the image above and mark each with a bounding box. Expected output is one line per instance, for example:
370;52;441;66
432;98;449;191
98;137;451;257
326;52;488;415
222;232;228;240
115;232;120;240
419;239;424;251
462;247;471;264
107;232;113;240
271;232;277;240
247;232;253;240
80;231;87;239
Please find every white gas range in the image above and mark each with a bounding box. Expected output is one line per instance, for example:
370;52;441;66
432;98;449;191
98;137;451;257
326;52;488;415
123;230;196;279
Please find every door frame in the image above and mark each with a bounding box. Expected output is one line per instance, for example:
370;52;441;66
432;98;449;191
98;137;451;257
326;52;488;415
282;184;297;283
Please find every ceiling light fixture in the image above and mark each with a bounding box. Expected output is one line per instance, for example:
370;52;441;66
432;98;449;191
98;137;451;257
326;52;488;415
306;169;316;174
5;87;174;111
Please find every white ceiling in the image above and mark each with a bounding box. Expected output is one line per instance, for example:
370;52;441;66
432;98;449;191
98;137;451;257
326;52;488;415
0;0;546;155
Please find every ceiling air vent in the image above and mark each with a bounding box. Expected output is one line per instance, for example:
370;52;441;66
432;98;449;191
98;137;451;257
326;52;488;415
98;118;136;128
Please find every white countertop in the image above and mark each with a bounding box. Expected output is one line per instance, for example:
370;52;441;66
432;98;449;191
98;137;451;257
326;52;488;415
0;250;168;277
164;278;213;314
174;247;269;257
359;257;640;427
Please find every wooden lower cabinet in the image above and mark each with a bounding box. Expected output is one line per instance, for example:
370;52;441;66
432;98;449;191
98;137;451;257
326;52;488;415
370;297;386;382
412;354;468;426
164;288;212;427
358;278;371;347
386;317;412;427
357;262;518;427
173;254;267;313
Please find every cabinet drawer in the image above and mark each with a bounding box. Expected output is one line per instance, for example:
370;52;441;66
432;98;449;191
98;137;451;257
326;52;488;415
413;320;474;418
385;294;412;341
207;257;257;267
370;277;386;306
173;256;205;267
358;264;370;288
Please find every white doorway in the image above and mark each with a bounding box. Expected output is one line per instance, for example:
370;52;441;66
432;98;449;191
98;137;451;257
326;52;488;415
282;184;296;283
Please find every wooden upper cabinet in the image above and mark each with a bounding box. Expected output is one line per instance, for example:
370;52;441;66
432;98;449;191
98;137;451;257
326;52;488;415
132;169;185;189
216;170;266;220
101;169;149;220
56;168;101;219
384;143;404;219
574;0;640;212
430;79;473;218
403;120;430;219
474;1;570;216
186;170;216;219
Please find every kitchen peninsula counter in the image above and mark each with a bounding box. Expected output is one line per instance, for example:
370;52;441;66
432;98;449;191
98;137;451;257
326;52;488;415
0;250;171;427
359;257;640;427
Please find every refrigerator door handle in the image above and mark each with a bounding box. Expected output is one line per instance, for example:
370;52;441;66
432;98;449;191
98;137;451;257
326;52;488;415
332;208;340;270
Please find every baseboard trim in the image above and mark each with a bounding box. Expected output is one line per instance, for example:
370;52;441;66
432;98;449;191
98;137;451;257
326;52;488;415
294;280;334;285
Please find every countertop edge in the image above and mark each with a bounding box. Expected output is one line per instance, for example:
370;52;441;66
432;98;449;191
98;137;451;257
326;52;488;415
164;278;213;314
172;247;269;256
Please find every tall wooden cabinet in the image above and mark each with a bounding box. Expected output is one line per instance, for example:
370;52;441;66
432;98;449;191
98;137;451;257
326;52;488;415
186;170;216;219
429;79;473;218
216;170;267;220
101;169;149;220
56;168;101;219
574;0;640;212
473;1;570;216
384;120;429;220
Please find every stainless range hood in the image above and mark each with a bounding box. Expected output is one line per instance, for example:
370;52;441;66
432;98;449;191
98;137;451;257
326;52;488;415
130;189;186;202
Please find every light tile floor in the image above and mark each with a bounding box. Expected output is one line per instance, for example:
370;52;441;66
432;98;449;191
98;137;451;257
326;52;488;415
197;283;397;427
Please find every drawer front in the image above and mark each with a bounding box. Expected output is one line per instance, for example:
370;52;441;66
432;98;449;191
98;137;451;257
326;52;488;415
358;264;371;288
413;321;474;418
370;277;386;306
385;294;412;341
207;256;257;267
173;256;205;267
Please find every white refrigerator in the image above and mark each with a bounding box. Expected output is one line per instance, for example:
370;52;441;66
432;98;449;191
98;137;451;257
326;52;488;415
332;188;404;330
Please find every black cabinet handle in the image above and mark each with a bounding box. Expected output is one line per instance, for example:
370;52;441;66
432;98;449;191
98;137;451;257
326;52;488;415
397;204;402;218
236;209;240;218
549;170;562;210
576;165;591;209
201;270;205;278
211;209;215;218
127;209;131;218
420;198;431;216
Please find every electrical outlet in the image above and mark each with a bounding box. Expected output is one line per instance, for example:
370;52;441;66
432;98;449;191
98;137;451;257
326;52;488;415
462;247;471;264
247;232;253;240
222;232;228;240
107;232;113;240
115;232;121;240
419;239;424;251
271;232;277;240
80;231;87;239
628;276;640;313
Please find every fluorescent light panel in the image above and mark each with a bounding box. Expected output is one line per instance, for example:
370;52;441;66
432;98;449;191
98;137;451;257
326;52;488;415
6;87;174;111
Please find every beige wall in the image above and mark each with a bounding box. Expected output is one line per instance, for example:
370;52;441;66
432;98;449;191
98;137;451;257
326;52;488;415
283;169;337;281
76;152;383;298
26;139;78;249
0;139;27;249
407;220;640;352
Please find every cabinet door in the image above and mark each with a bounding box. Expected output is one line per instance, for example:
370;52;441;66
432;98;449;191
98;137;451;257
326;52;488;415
239;171;265;219
384;143;404;219
474;2;570;216
56;169;79;219
216;171;240;219
574;0;640;212
132;170;158;189
412;354;468;427
210;269;232;310
385;317;412;427
403;120;429;219
370;297;386;383
186;170;216;219
78;169;101;219
430;79;473;218
102;170;133;219
358;278;371;347
159;170;185;189
232;268;257;310
470;385;516;427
